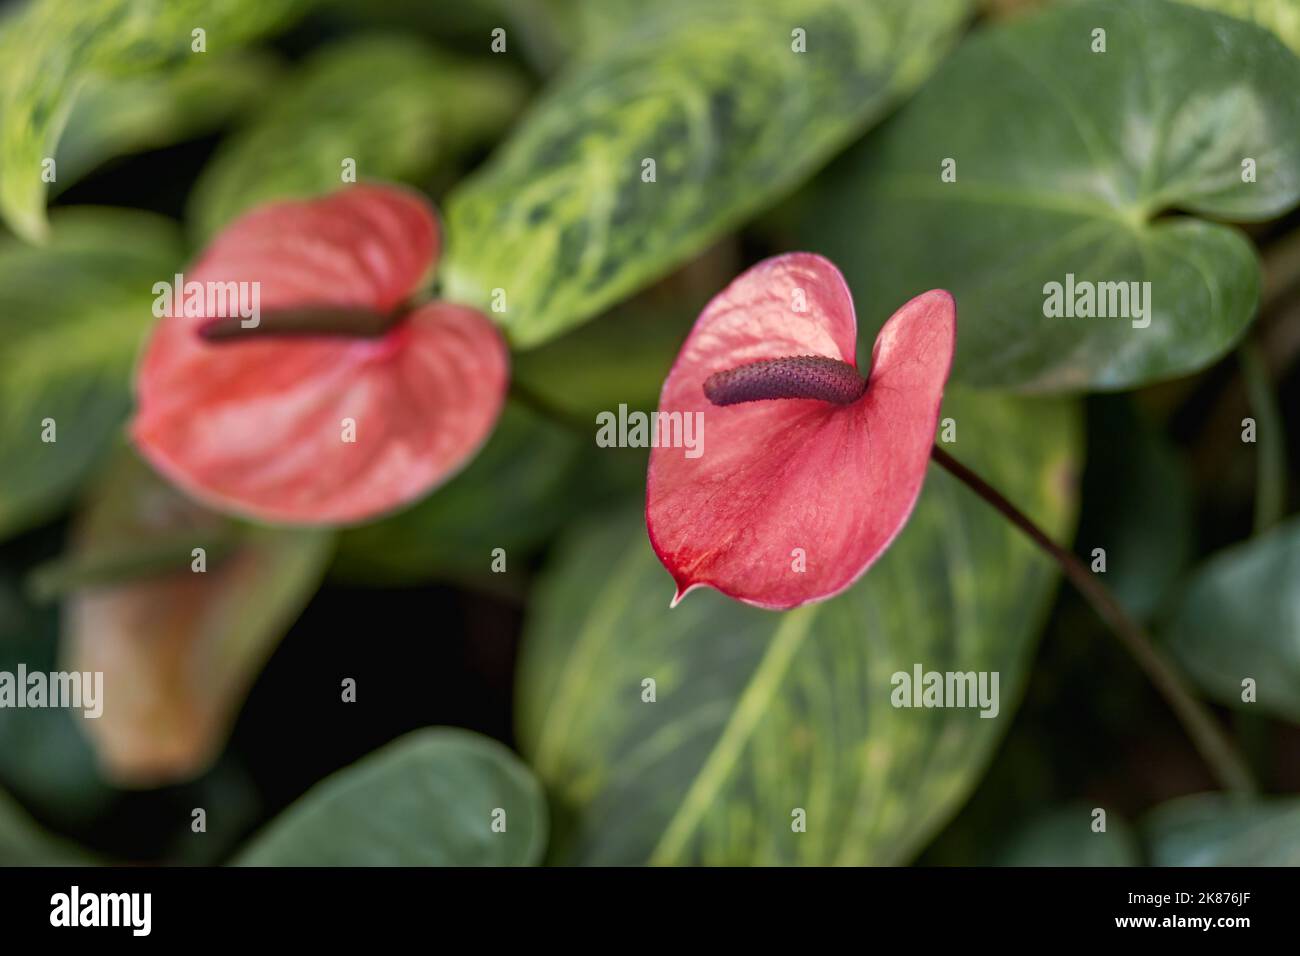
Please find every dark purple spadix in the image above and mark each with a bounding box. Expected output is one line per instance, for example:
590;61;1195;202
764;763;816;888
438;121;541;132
703;354;868;406
199;305;404;342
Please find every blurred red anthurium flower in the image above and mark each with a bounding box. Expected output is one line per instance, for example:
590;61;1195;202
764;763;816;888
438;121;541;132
646;253;955;610
131;184;507;526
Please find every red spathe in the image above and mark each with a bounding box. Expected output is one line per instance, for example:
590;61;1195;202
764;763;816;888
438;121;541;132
131;185;507;526
646;253;955;610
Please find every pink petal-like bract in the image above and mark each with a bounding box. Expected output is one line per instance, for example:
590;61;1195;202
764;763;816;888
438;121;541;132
646;253;955;610
131;185;507;525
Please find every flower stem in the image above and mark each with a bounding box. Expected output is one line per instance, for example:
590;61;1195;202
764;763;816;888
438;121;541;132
930;444;1257;796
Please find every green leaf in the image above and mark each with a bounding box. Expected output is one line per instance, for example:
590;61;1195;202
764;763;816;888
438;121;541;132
188;34;528;239
0;787;97;866
0;207;183;541
511;302;695;421
1079;397;1194;618
441;0;974;347
509;245;739;420
1142;793;1300;865
54;51;283;191
58;448;333;787
536;0;655;51
517;387;1080;865
332;401;583;586
1239;343;1287;533
0;565;116;826
994;804;1140;866
234;728;547;865
0;0;310;241
1174;0;1300;52
1161;516;1300;723
802;0;1300;391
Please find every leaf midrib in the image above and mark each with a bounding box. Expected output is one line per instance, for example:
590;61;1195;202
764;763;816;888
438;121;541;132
648;603;820;865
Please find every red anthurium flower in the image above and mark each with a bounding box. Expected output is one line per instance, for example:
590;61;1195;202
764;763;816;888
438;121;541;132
646;253;955;610
131;184;507;525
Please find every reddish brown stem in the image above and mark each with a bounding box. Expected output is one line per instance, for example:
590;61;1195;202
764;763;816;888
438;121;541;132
931;444;1255;795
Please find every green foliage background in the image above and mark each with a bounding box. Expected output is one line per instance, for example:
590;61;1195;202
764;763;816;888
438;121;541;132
0;0;1297;866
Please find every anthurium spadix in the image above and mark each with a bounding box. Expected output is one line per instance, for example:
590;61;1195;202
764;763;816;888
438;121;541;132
646;253;955;610
131;184;507;525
